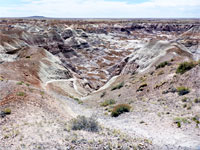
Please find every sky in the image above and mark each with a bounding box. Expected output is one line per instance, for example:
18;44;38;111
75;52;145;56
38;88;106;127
0;0;200;18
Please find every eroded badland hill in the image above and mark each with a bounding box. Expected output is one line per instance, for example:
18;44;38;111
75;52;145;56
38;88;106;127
0;18;200;150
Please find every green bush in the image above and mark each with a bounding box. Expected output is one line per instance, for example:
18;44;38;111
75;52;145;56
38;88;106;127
194;98;200;103
3;108;11;115
192;116;200;126
176;61;196;74
111;104;131;117
156;61;169;69
100;99;116;107
74;98;83;104
111;82;124;91
177;122;181;128
71;116;99;132
174;117;189;128
176;86;190;96
16;81;24;85
17;92;25;96
0;76;4;81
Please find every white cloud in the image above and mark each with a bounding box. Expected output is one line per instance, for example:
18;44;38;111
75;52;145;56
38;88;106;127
0;0;200;18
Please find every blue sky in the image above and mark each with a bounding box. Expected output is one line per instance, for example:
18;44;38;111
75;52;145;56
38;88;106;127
0;0;200;18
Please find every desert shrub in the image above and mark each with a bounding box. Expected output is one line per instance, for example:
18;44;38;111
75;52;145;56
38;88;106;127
3;108;11;115
100;92;106;98
177;122;181;128
183;104;187;108
156;61;169;69
194;98;200;103
181;97;188;102
74;98;83;104
0;76;4;81
111;82;124;91
71;116;99;132
176;61;195;74
137;83;147;92
157;70;164;76
176;86;190;96
16;81;24;85
70;95;83;104
100;99;116;107
139;76;146;82
17;92;25;96
26;83;30;87
192;116;200;126
111;104;131;117
174;117;189;128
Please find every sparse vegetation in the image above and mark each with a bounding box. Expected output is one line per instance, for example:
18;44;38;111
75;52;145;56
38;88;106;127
71;116;99;132
176;86;190;96
137;83;147;92
192;116;200;127
176;61;196;74
181;97;188;102
139;76;146;82
174;117;190;128
40;91;45;95
74;98;83;104
3;108;11;115
177;122;181;128
183;104;187;108
100;92;106;98
174;117;189;123
70;95;83;104
194;98;200;103
100;99;116;107
4;134;9;139
111;104;131;117
156;61;169;69
17;92;25;96
157;70;164;76
154;81;167;89
16;81;24;85
1;19;200;149
0;76;4;81
111;82;124;91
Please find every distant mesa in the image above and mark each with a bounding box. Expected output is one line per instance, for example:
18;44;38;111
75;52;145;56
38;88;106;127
26;16;47;19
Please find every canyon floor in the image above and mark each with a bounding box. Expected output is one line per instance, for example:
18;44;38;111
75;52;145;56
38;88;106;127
0;18;200;150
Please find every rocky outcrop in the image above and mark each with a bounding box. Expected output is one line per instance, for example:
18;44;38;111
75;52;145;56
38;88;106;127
108;57;139;78
61;28;75;39
130;23;195;32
